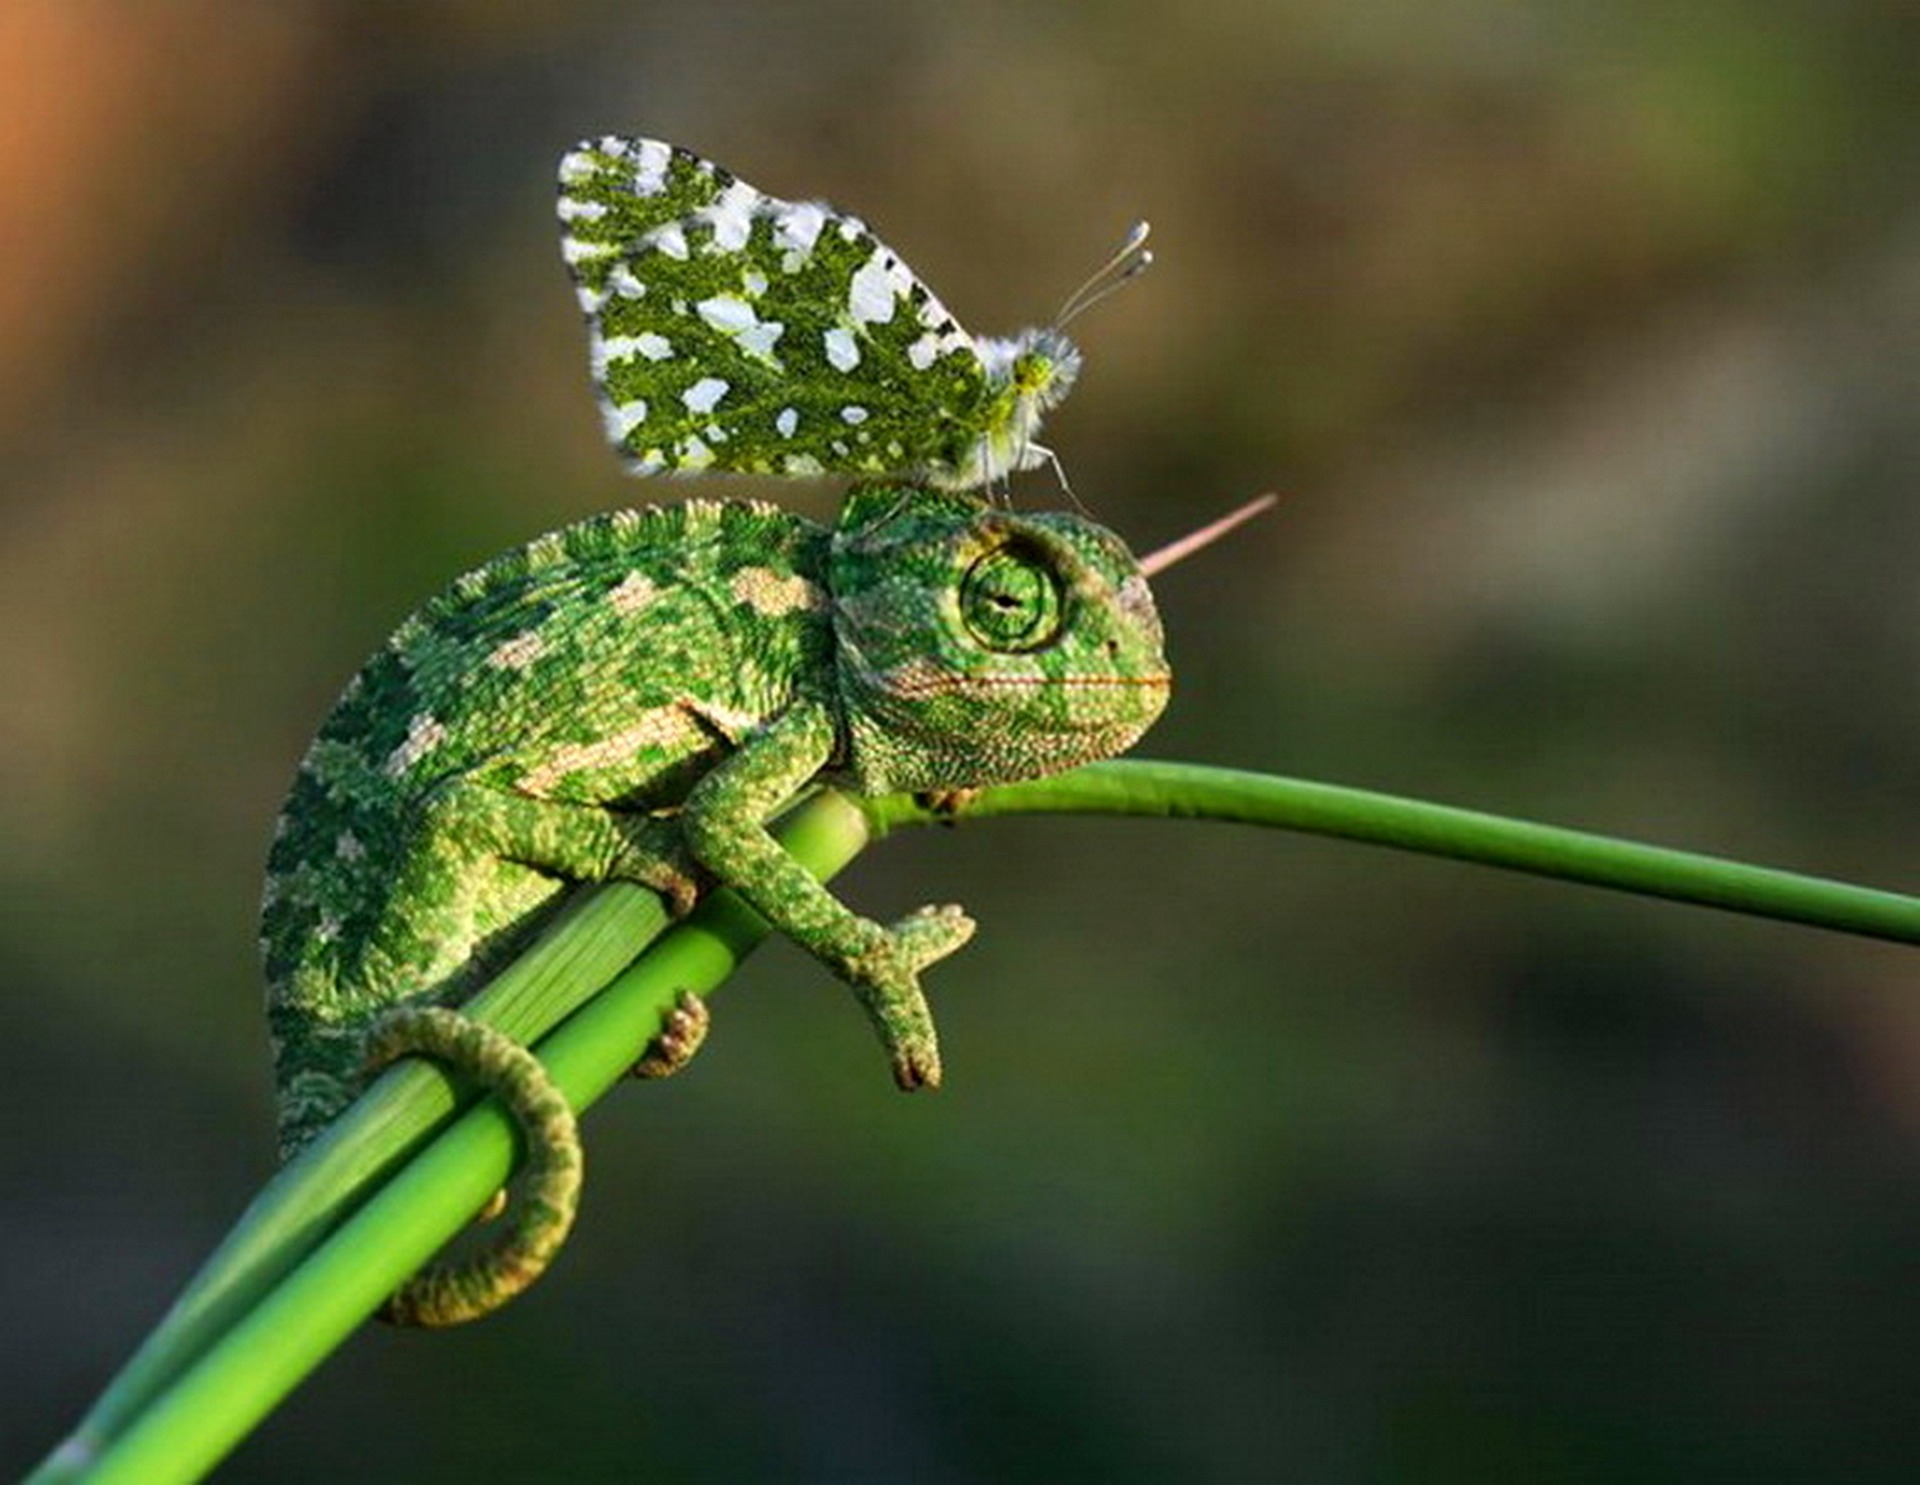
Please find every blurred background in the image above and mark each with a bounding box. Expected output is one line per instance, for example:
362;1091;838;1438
3;2;1916;1479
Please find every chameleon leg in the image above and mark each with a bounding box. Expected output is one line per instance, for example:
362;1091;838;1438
631;990;710;1080
415;780;705;915
364;1006;581;1328
680;706;976;1089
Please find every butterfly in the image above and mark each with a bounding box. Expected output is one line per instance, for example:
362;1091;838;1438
558;136;1147;492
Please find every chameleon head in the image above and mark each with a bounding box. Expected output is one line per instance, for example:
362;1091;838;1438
828;485;1170;794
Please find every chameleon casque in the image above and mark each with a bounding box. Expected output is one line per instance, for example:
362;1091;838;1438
262;484;1172;1325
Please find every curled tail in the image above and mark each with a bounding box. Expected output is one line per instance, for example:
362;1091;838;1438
364;1006;582;1327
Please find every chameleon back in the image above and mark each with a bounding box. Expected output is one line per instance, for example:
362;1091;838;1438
261;499;834;1156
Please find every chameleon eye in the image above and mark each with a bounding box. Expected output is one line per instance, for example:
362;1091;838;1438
959;542;1065;653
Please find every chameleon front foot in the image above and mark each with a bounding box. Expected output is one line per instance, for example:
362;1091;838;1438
363;1006;582;1328
847;904;976;1091
631;990;710;1079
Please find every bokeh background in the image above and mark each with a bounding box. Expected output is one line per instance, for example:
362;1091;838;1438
4;3;1917;1479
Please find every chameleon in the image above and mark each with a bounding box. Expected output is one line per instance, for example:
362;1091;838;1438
260;483;1173;1325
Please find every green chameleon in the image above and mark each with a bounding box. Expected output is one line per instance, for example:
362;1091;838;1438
261;484;1174;1325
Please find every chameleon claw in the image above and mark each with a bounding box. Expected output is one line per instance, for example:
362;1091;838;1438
845;905;975;1093
891;1041;943;1091
913;787;980;823
630;990;710;1079
890;903;977;963
608;816;707;916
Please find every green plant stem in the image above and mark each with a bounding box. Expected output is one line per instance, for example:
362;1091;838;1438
47;791;874;1485
862;760;1920;943
35;760;1919;1481
37;883;678;1475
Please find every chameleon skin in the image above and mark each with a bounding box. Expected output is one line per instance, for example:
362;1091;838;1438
261;484;1170;1322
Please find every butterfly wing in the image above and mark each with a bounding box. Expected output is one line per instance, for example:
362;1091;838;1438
558;137;1002;485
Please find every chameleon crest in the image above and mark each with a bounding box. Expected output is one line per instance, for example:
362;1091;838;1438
263;487;1170;1323
558;137;1146;490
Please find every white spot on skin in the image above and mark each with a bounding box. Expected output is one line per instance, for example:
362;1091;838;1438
699;180;759;251
633;139;672;195
608;571;659;613
730;566;826;616
603;399;649;440
783;453;825;475
774;202;826;256
634;332;673;360
650;222;689;260
678;435;715;469
488;630;547;670
335;831;365;861
683;377;729;414
840;405;868;424
697;295;756;333
518;708;708;796
848;251;902;325
776;407;798;438
314;913;342;946
383;713;447;777
698;295;785;360
561;234;614;264
737;320;784;359
557;150;596;187
907;332;941;370
592;334;660;374
556;195;606;222
687;698;764;742
823;327;859;372
608;265;646;298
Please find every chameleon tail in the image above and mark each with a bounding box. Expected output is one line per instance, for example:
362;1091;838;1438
363;1006;582;1328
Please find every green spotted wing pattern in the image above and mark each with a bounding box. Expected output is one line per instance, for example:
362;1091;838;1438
558;136;1082;491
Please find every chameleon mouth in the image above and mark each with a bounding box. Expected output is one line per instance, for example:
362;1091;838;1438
885;671;1172;699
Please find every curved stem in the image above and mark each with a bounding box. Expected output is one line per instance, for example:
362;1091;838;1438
865;760;1920;944
35;759;1918;1480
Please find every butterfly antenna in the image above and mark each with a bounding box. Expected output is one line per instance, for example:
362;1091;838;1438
1137;493;1281;577
1054;220;1154;330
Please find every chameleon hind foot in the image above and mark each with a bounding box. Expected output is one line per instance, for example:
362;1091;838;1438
913;787;979;822
631;990;710;1079
847;904;976;1092
363;1006;582;1328
609;814;708;917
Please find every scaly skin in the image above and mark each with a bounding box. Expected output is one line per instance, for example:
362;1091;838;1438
262;483;1170;1323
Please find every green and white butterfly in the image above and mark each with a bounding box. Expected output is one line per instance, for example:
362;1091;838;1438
558;136;1147;492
